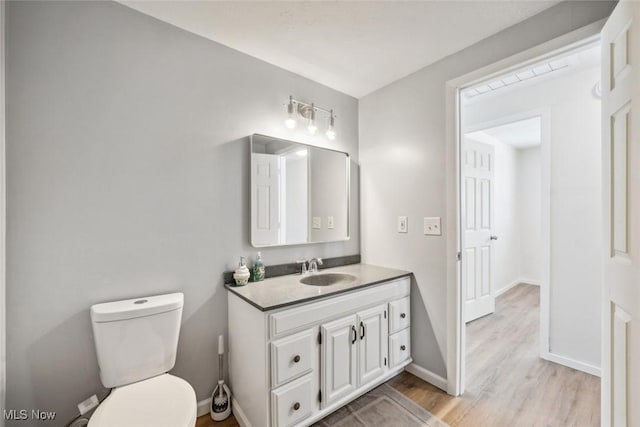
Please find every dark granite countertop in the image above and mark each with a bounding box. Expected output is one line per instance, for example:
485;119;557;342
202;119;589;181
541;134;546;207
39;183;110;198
225;263;411;311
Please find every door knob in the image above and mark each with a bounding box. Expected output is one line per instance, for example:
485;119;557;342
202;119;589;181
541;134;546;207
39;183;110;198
293;402;301;411
490;235;498;240
400;313;406;319
400;345;406;351
293;355;301;363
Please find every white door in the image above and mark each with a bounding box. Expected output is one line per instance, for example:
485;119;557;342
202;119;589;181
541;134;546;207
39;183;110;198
462;139;496;322
321;315;357;407
357;304;388;386
251;153;280;246
601;2;640;425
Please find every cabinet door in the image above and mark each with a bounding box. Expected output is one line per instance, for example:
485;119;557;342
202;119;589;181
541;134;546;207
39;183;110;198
357;304;388;386
321;314;357;407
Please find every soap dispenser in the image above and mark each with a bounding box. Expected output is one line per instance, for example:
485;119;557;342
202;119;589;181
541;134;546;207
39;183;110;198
252;252;265;282
233;257;250;286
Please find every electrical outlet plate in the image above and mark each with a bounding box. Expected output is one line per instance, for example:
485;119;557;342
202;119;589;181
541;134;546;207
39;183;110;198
424;217;441;235
398;216;408;233
327;216;334;229
312;217;321;229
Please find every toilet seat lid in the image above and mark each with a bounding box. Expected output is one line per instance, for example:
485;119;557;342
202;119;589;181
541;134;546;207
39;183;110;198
89;374;197;427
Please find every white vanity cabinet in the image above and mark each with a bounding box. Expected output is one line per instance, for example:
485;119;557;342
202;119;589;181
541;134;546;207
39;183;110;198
228;275;412;427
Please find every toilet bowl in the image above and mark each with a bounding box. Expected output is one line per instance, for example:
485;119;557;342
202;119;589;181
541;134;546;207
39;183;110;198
88;374;196;427
89;293;196;426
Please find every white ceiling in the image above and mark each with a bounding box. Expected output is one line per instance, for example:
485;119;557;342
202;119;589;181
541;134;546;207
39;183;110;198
120;1;560;98
468;117;541;149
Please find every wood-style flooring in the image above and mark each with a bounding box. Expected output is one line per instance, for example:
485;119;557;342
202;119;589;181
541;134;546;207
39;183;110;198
198;284;600;427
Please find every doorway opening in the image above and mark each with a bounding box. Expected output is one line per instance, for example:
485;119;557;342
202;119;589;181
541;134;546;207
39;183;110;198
452;37;603;421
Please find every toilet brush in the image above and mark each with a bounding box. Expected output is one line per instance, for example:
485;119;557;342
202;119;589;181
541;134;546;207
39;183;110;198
210;334;231;421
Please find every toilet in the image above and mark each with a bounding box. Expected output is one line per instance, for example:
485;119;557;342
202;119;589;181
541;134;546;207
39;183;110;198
88;292;197;427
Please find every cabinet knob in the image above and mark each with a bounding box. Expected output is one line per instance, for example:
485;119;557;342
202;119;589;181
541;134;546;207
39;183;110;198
293;402;301;411
401;345;406;351
400;313;406;319
293;355;301;363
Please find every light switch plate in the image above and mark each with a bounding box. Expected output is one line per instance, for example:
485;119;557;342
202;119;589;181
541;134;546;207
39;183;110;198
424;217;441;235
312;217;321;229
327;216;334;229
398;216;408;233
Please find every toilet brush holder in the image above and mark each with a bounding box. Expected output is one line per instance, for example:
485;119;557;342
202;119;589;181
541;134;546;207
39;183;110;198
210;382;231;421
210;334;231;421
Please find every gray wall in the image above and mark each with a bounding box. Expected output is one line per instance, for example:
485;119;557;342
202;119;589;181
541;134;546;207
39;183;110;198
359;1;614;376
6;1;358;424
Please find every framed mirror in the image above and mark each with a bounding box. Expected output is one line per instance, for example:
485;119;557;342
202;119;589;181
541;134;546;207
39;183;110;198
250;134;350;247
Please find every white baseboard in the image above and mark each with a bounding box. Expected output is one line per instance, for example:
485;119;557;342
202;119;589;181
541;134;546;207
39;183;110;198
519;278;541;286
494;279;521;297
494;277;541;297
541;351;601;377
231;397;251;427
197;397;211;417
405;363;448;392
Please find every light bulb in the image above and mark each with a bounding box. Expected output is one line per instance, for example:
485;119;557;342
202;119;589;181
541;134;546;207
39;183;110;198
285;118;297;129
308;103;317;134
326;110;336;140
285;96;297;129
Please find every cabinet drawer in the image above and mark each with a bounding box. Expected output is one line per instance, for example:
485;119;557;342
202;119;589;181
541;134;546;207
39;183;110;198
389;328;411;368
271;374;314;427
389;296;410;334
271;329;315;388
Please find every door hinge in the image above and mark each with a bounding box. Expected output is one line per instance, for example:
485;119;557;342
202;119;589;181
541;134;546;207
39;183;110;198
384;357;387;366
318;330;322;345
318;390;322;403
384;310;387;319
457;251;462;261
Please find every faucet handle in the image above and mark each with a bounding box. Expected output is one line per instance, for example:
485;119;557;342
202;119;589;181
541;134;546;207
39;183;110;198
316;258;323;265
296;260;308;274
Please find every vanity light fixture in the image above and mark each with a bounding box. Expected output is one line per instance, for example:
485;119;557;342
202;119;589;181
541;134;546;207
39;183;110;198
284;96;337;139
307;103;317;134
285;96;297;129
326;110;336;140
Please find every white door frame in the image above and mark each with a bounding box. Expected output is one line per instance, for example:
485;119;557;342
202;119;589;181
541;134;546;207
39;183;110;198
444;20;605;396
462;108;551;364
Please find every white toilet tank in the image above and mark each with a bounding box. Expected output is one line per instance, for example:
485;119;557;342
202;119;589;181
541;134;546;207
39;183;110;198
91;293;184;388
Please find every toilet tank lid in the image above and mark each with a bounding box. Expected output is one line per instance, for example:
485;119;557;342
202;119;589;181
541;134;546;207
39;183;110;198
91;293;184;323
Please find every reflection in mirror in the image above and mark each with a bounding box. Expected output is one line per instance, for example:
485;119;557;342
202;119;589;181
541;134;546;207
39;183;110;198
251;134;350;247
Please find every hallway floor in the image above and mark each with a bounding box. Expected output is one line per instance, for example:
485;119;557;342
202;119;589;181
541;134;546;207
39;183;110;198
389;283;600;427
197;284;600;427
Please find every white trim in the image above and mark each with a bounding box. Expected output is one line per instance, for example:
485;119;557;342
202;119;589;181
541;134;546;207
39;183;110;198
446;20;606;397
405;363;448;392
494;278;542;297
539;107;552;365
197;397;212;418
519;278;541;287
231;397;251;427
542;352;601;377
494;279;522;297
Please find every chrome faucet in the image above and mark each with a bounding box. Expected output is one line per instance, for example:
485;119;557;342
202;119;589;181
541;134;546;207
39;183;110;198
297;260;308;275
308;258;323;273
